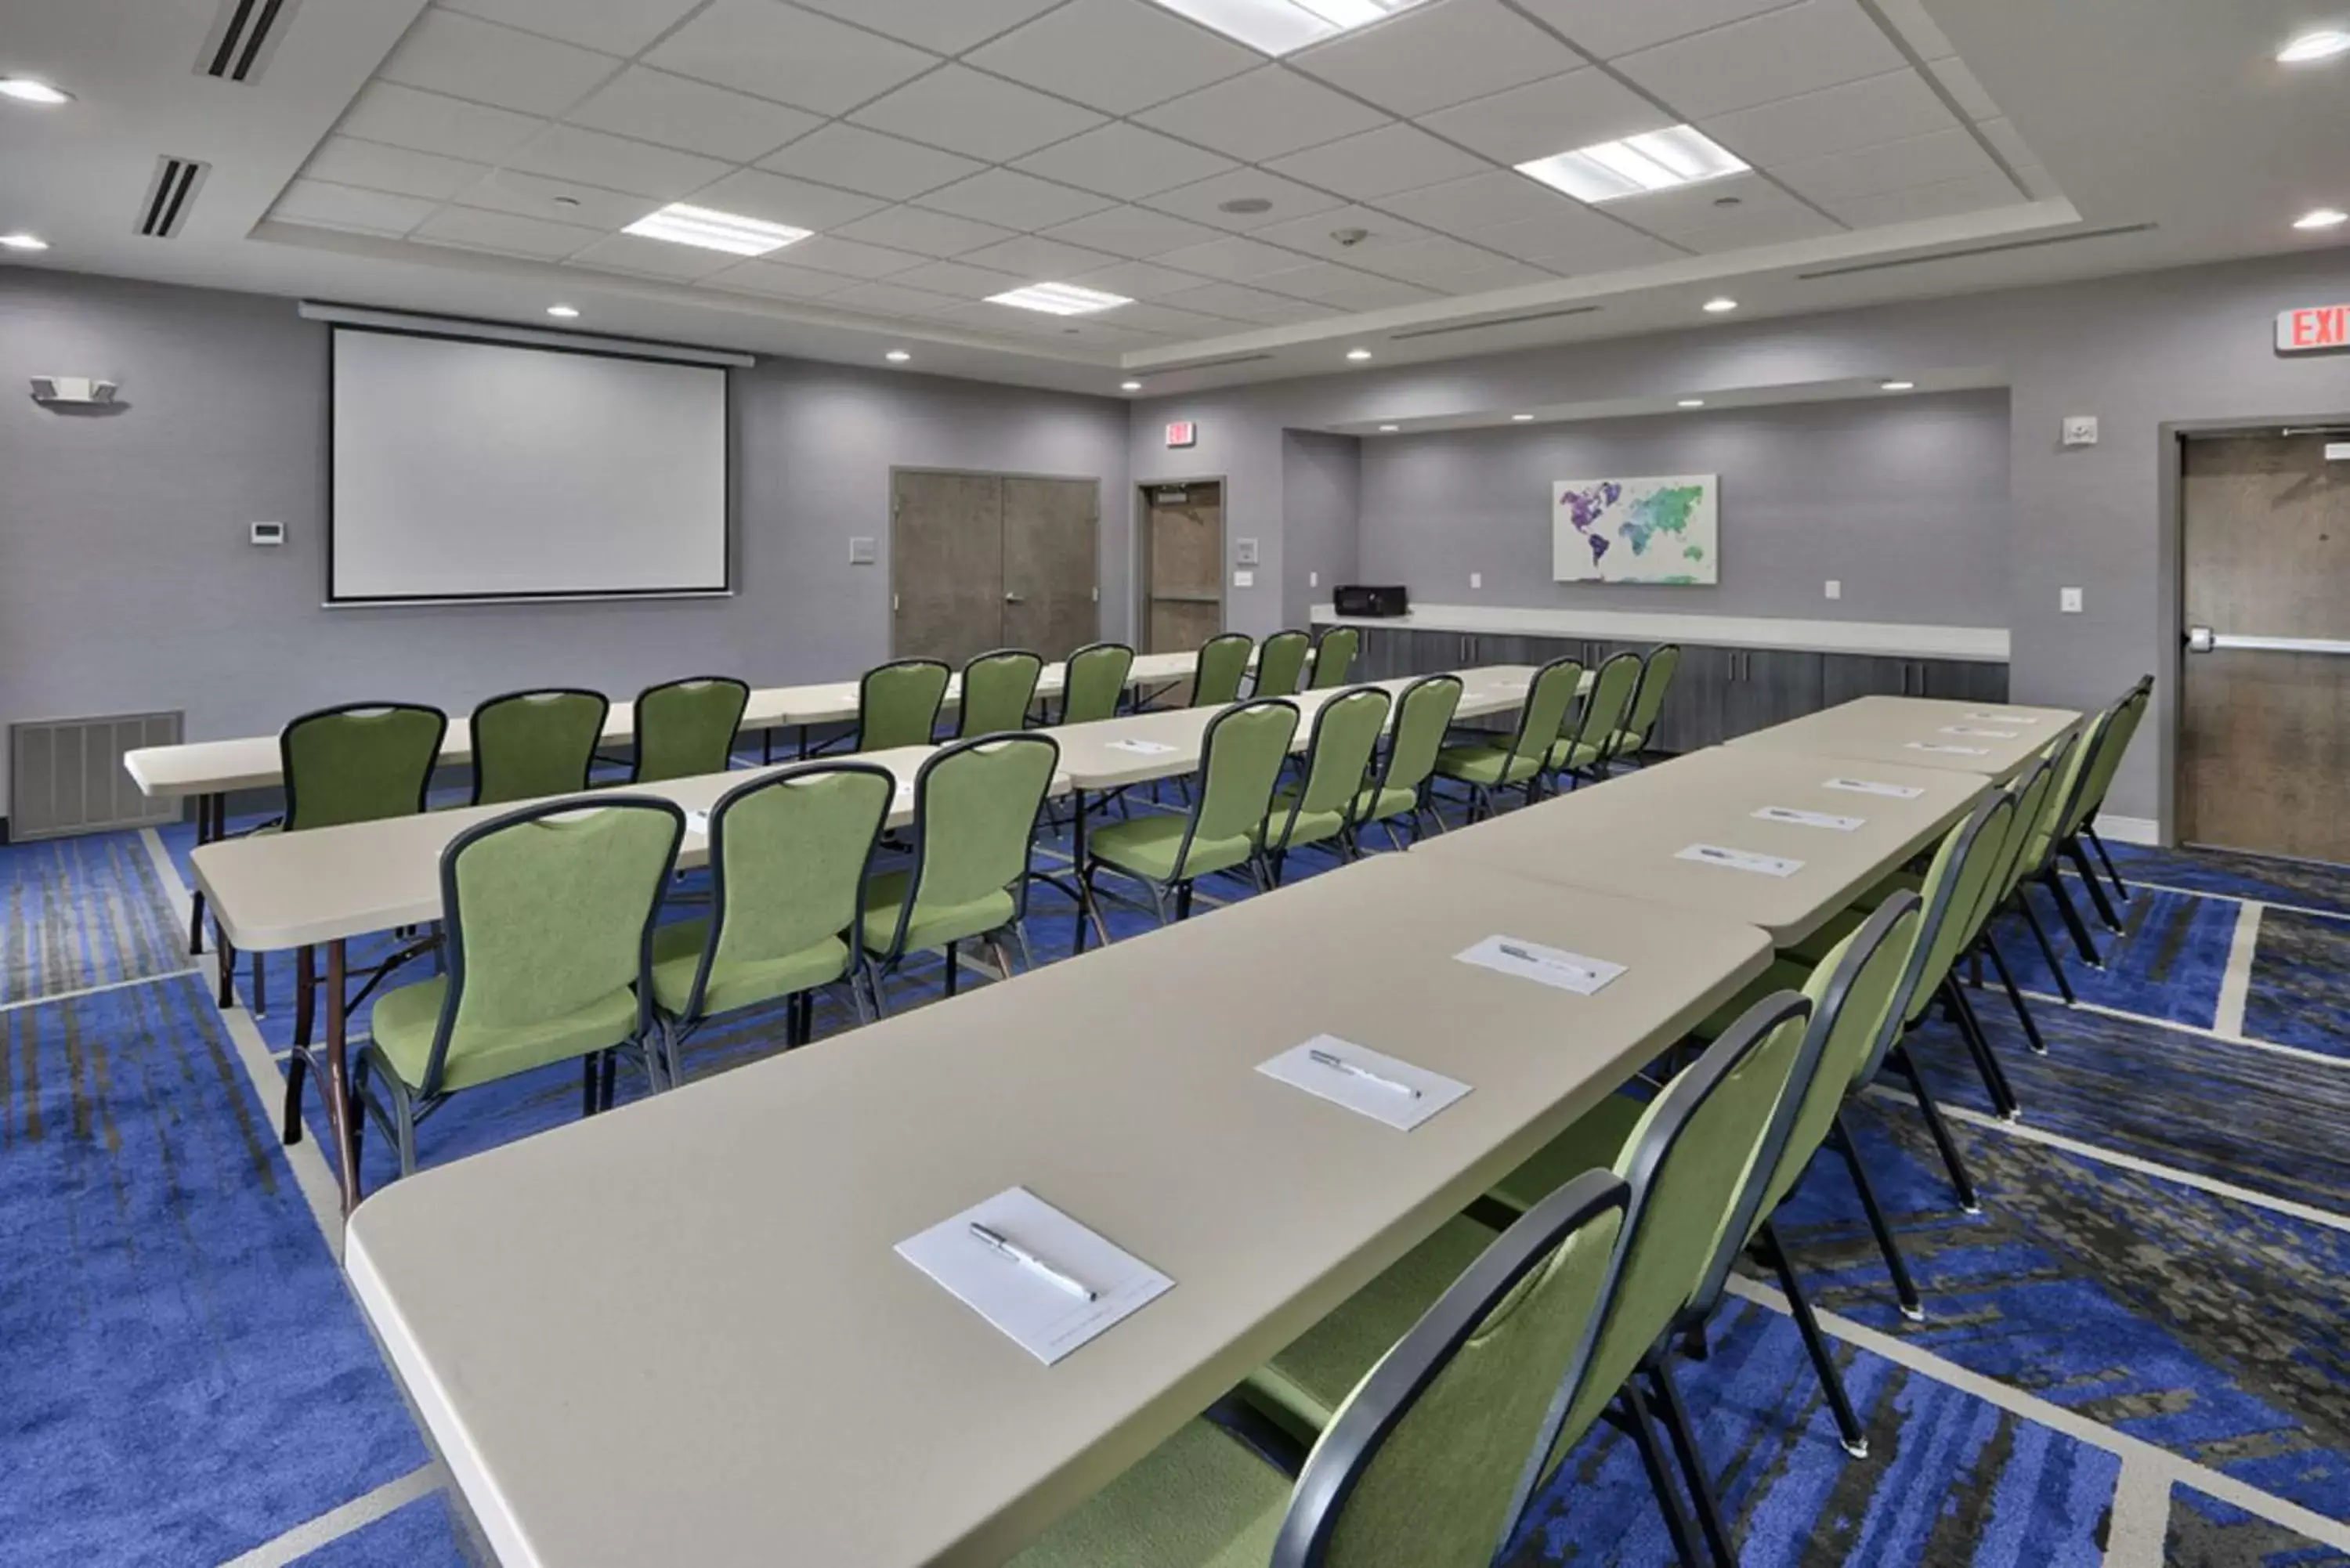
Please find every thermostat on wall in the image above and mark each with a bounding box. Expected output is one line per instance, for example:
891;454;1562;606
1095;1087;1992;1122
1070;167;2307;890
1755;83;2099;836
250;522;285;547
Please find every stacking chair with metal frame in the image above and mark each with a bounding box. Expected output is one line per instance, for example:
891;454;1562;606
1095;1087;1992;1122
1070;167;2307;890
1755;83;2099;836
1431;655;1583;821
1191;633;1254;707
2014;702;2117;970
1059;641;1136;726
1264;686;1393;882
1253;630;1311;699
1963;746;2069;1054
1352;674;1462;849
1307;625;1359;688
1545;650;1643;789
650;763;895;1081
629;676;748;783
1611;644;1683;765
2074;676;2152;904
859;733;1058;1011
954;649;1043;740
349;797;685;1180
855;659;950;753
468;688;609;805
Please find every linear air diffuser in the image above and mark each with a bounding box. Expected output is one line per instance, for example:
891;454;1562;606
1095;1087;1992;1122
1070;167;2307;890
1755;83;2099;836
199;0;302;81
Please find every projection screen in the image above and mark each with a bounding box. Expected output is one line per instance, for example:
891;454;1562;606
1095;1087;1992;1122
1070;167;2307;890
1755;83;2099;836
328;327;731;604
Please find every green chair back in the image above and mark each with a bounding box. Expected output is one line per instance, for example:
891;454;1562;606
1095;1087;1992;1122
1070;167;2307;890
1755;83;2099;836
1191;634;1253;707
1271;1172;1632;1568
1987;745;2066;910
1494;656;1585;786
1618;644;1682;753
675;763;896;1023
1061;642;1134;725
1560;652;1643;769
1271;688;1392;850
1377;675;1464;800
2069;681;2149;836
1162;699;1300;883
956;649;1043;739
1309;626;1361;689
469;688;608;806
631;677;748;783
280;702;450;831
420;797;684;1097
2025;708;2107;873
1894;792;2014;1032
858;659;950;752
1255;630;1311;699
877;734;1058;957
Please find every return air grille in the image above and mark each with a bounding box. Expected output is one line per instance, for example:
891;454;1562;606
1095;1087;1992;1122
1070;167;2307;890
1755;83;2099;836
9;712;183;841
136;157;209;238
200;0;302;82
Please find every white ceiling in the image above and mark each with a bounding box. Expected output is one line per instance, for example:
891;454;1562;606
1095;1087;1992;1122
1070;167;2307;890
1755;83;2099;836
0;0;2343;396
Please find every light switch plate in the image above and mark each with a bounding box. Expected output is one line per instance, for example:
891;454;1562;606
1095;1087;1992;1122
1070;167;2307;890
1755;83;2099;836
1824;579;1841;600
848;536;877;565
2062;416;2099;447
1470;572;1483;590
1233;569;1255;589
250;522;285;547
2061;587;2084;613
1308;570;1318;587
1235;537;1260;565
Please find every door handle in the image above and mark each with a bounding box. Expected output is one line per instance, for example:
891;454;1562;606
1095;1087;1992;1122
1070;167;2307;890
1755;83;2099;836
1003;592;1026;605
2188;630;2350;655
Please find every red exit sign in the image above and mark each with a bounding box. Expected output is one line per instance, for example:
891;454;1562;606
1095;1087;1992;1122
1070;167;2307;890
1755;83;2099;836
2278;303;2350;352
1165;420;1196;448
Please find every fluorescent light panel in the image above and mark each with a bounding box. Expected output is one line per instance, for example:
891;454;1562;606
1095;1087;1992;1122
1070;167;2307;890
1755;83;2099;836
623;203;808;257
1146;0;1433;56
2278;29;2350;62
1517;125;1748;204
0;78;72;104
987;282;1132;316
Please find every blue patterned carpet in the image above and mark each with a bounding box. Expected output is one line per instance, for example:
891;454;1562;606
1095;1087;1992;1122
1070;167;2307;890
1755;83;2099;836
5;811;2348;1564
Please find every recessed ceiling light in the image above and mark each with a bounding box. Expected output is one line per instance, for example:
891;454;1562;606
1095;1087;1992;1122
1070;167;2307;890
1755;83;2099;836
0;233;49;251
1517;125;1748;204
2294;208;2348;230
1346;348;1373;361
1120;380;1143;391
987;281;1131;316
545;304;580;319
0;78;71;105
1511;413;1535;421
1144;0;1435;57
1678;398;1706;408
2278;29;2350;62
623;203;808;257
885;350;912;363
1702;298;1740;314
1880;380;1916;392
1378;424;1400;432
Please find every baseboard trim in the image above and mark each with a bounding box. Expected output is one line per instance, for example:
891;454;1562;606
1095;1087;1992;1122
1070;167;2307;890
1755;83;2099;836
2097;815;2160;846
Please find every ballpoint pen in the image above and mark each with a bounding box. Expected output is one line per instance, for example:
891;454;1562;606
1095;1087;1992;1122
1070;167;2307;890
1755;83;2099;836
1307;1047;1421;1099
1497;942;1599;981
969;1223;1097;1302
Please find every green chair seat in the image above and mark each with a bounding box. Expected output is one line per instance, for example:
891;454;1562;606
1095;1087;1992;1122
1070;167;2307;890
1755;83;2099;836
1488;1091;1650;1215
1265;788;1347;852
1434;742;1535;788
1088;815;1255;883
370;973;641;1095
1543;737;1609;771
1007;1418;1287;1568
649;919;851;1021
1352;782;1418;826
859;869;1017;956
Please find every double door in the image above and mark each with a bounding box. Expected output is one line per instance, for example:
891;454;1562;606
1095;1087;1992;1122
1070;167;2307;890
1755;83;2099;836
892;471;1100;667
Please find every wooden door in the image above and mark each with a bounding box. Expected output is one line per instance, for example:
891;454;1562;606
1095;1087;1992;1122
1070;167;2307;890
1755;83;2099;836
892;471;1003;666
1143;482;1222;654
2180;434;2350;860
1001;476;1099;661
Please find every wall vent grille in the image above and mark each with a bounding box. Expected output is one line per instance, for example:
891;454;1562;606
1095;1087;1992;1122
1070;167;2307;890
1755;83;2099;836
8;713;184;840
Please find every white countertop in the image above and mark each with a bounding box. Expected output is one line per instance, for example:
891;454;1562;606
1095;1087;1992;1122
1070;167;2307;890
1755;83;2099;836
1311;602;2008;663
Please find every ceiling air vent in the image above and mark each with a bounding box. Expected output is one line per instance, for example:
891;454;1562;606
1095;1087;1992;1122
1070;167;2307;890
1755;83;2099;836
1148;351;1279;373
1797;223;2157;280
136;157;210;238
1390;304;1603;341
198;0;302;83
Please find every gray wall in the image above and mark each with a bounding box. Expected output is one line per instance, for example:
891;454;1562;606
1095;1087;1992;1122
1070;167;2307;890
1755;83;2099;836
1279;430;1361;627
0;270;1129;818
1135;249;2350;824
1359;392;2011;622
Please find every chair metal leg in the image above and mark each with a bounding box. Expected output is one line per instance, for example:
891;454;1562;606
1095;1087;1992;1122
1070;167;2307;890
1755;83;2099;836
1943;977;2020;1120
1830;1115;1922;1321
848;973;876;1028
1981;934;2048;1055
282;1050;309;1146
2017;896;2077;1003
862;955;891;1020
943;941;960;998
2084;821;2130;900
1645;1354;1737;1563
580;1055;600;1118
294;945;316;1050
1618;1383;1708;1568
252;949;267;1019
1174;881;1195;921
2069;840;2124;931
1758;1221;1868;1458
1892;1043;1979;1212
392;1079;418;1180
2041;870;2103;966
215;921;237;1009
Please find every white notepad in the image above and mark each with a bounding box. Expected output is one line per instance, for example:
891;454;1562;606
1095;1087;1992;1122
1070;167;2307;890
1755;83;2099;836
1965;712;2041;724
684;808;710;836
1455;934;1625;995
897;1188;1173;1367
1823;777;1926;800
1906;741;1990;757
1752;805;1865;832
1258;1035;1470;1132
1940;725;2018;739
1105;738;1178;756
1677;844;1805;877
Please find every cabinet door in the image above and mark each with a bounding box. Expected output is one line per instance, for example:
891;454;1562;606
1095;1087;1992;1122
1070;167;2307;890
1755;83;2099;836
1655;646;1732;752
1719;649;1824;739
1922;659;2009;704
1820;656;1911;706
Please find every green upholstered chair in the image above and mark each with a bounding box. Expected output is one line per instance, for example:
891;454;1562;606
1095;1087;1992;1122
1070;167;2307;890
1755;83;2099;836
469;688;609;805
2015;705;2114;967
1354;674;1462;849
1265;687;1393;880
1253;630;1311;699
630;676;749;783
1994;732;2090;1004
1009;1170;1633;1568
650;762;895;1080
1307;625;1360;688
861;733;1058;1010
856;659;950;752
1191;633;1254;707
1432;655;1582;821
1610;644;1682;764
2075;677;2151;899
349;797;685;1179
1963;748;2067;1051
1083;699;1299;927
1545;650;1643;788
956;649;1044;740
1060;641;1136;725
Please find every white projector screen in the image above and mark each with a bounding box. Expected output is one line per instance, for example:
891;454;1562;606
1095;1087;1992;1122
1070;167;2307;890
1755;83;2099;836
329;327;731;604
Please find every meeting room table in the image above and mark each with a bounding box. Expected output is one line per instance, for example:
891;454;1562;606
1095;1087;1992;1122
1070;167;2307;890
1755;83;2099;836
1723;694;2082;782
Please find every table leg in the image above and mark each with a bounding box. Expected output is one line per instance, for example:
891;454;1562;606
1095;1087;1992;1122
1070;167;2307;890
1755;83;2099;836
797;724;810;760
1072;788;1090;954
762;728;772;765
324;938;362;1216
189;792;219;955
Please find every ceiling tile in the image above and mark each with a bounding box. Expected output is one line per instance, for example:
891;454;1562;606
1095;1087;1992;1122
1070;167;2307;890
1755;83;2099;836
270;179;435;237
916;168;1114;231
304;136;491;201
1771;126;2000;204
1613;0;1906;120
967;0;1258;115
1825;169;2023;226
1925;56;2002;121
436;0;703;56
776;234;932;278
1512;0;1796;60
1104;302;1243;336
566;67;821;162
2013;163;2058;201
823;280;967;320
1470;205;1683;269
1155;282;1331;323
1418;68;1672;164
956;235;1127;280
1701;69;1955;168
851;66;1108;163
645;0;938;115
1601;172;1840;249
1253;262;1436;309
1292;0;1583;117
1974;116;2036;171
1421;257;1560;293
378;9;620;117
1064;258;1212;298
757;125;984;201
454;168;659;229
1036;204;1224;258
1012;124;1237;201
689;168;890;231
789;0;1065;53
1143;168;1347;232
1249;205;1435;266
1152;234;1316;282
505;125;733;199
1353;233;1530;285
1377;170;1569;232
412;204;602;258
570;231;742;280
889;259;1032;299
1264;124;1487;201
833;204;1021;257
337;82;545;164
701;258;862;299
1133;67;1389;162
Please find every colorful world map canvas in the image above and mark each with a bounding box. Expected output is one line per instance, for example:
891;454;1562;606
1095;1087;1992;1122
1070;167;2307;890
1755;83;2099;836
1551;474;1719;584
